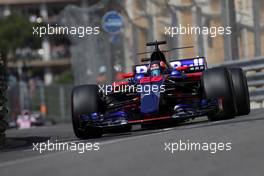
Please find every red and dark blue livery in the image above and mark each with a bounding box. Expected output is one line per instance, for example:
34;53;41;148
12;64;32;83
71;41;250;139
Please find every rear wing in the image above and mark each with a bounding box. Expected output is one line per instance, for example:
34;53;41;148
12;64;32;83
133;64;148;74
133;57;207;74
170;57;207;73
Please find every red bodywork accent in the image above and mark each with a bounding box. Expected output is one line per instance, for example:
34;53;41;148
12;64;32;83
185;72;202;80
176;66;189;71
116;72;134;80
112;81;128;87
128;116;171;124
119;72;134;79
139;76;163;84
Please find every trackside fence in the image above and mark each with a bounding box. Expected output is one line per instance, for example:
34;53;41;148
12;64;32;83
7;84;73;123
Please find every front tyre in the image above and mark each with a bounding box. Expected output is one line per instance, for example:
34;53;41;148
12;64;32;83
230;68;250;116
202;67;236;121
71;85;105;139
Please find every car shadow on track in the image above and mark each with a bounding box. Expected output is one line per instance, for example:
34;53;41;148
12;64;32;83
97;112;263;141
0;136;50;153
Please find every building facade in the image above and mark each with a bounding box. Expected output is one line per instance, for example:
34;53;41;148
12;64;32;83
0;0;263;83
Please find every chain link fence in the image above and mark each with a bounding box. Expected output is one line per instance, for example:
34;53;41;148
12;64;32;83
7;83;73;124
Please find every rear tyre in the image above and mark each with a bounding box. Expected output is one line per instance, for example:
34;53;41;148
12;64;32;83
71;85;105;139
230;68;250;116
202;67;236;121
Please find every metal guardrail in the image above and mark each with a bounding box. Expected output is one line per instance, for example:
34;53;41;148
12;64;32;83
213;56;264;108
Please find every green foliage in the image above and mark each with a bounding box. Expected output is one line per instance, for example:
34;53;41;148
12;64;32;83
0;14;42;57
54;70;74;84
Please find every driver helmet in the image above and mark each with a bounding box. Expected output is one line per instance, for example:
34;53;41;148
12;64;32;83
150;63;160;76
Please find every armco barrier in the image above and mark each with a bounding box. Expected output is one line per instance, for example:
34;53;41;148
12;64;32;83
213;56;264;109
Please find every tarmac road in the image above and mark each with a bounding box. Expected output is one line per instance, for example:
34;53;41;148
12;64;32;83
0;109;263;176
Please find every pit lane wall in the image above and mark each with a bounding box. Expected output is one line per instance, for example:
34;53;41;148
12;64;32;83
212;56;264;109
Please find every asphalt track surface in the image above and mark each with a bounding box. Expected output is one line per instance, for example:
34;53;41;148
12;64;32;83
0;109;264;176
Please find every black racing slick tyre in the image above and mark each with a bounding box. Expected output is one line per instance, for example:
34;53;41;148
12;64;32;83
230;68;250;116
202;67;236;121
71;85;105;139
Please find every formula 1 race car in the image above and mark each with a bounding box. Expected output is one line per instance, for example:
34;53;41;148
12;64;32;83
71;40;250;139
